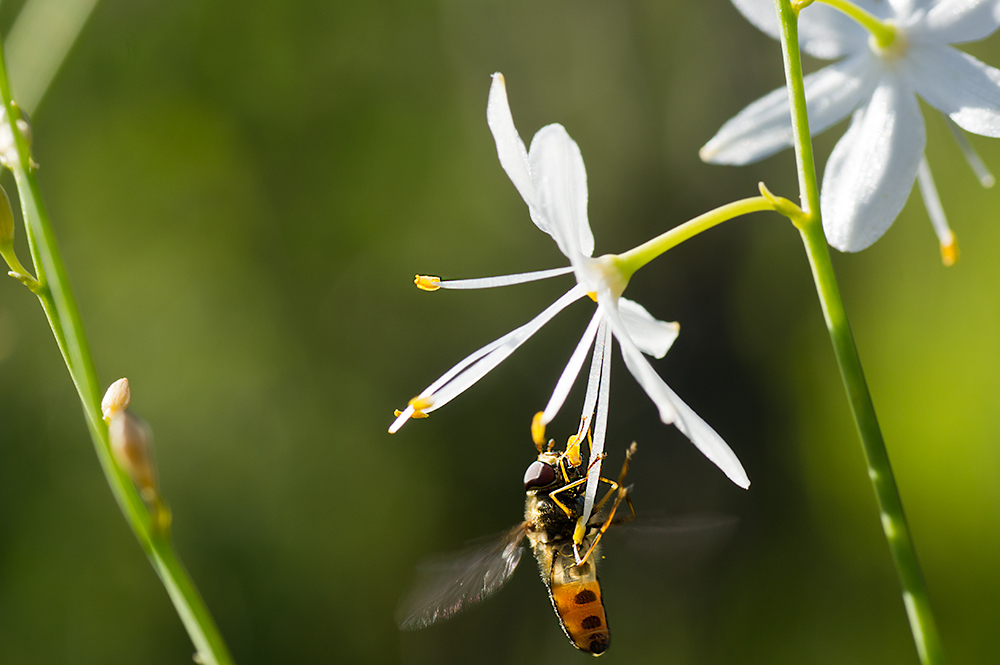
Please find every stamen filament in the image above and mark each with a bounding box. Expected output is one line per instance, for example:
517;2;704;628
422;266;575;291
579;323;613;529
944;116;995;188
538;308;603;431
917;158;958;266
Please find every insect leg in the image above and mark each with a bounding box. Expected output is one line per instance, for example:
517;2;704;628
573;443;637;566
548;476;590;518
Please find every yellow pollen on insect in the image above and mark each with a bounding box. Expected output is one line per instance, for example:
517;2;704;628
414;275;441;291
586;291;597;302
572;517;587;545
940;232;959;267
531;411;546;448
565;434;583;467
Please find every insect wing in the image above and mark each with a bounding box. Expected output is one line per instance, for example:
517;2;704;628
396;523;527;631
607;513;739;560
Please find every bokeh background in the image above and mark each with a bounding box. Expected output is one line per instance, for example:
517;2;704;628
0;0;998;663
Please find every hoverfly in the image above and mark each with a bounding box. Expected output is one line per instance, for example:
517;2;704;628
396;437;636;656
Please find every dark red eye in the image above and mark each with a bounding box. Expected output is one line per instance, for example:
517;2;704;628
524;461;556;490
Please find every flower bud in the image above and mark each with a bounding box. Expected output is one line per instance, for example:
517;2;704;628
108;411;158;501
0;106;30;168
101;377;131;422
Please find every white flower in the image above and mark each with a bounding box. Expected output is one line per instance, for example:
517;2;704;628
701;0;1000;258
391;73;750;499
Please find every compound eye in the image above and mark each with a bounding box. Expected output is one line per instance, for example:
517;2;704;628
524;461;556;490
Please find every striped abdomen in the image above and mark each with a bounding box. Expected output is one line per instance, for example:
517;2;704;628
547;546;609;656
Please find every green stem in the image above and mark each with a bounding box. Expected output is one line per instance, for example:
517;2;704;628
0;40;234;665
616;196;775;279
774;2;944;663
811;0;897;48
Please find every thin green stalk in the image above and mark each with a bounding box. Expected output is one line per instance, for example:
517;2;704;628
774;1;944;663
616;196;775;279
811;0;896;48
0;40;234;665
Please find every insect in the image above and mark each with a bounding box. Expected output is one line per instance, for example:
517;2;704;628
396;436;637;656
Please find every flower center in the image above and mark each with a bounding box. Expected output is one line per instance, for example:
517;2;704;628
869;22;908;62
582;254;630;301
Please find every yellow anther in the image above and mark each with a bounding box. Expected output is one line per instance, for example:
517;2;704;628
586;291;597;302
408;395;433;418
414;275;441;291
940;232;959;267
531;411;546;451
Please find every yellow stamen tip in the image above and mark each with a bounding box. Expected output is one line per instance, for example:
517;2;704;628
414;275;441;291
531;411;546;448
586;291;597;302
941;233;959;267
405;395;434;419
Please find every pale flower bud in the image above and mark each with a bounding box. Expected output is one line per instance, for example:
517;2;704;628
0;107;30;167
101;378;131;422
108;411;158;501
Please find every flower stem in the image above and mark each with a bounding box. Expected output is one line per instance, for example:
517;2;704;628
774;1;944;663
616;196;775;279
0;39;234;665
811;0;897;48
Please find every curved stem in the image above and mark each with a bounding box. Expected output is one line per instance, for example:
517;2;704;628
812;0;897;48
616;196;775;279
0;40;234;665
774;2;944;663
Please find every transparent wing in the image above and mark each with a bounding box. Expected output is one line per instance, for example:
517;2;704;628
396;523;528;631
611;513;739;556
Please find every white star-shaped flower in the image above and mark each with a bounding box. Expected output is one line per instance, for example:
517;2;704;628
391;73;750;499
701;0;1000;258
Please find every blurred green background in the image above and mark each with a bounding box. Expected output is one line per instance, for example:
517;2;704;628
1;0;998;663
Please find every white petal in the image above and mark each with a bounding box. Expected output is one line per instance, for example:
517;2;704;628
486;73;550;235
528;124;595;258
889;0;931;20
540;308;603;425
906;45;1000;137
618;298;679;359
596;292;677;425
656;377;751;489
437;266;574;290
598;292;750;489
730;0;870;59
821;79;926;252
701;54;877;165
910;0;1000;44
